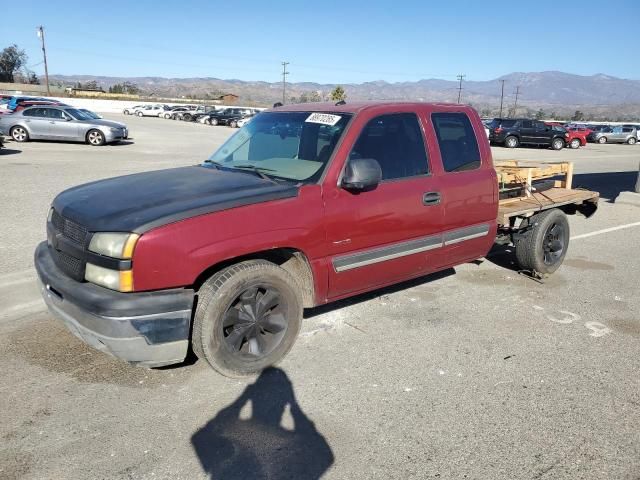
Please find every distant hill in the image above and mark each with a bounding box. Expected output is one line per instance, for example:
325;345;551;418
48;71;640;119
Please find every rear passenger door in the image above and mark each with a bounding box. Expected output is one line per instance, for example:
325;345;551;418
21;108;50;138
535;121;552;145
324;112;444;299
520;120;535;143
430;112;497;268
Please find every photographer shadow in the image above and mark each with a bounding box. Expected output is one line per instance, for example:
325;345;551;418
191;367;334;480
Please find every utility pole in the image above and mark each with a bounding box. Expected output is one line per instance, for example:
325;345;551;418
37;26;51;96
281;61;289;105
499;79;506;118
512;85;521;117
456;74;465;104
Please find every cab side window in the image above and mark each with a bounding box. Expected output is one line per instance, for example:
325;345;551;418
349;113;428;181
432;112;481;173
23;108;45;117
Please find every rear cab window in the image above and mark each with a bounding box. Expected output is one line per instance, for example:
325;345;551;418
431;112;481;173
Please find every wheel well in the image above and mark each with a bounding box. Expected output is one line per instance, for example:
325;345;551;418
192;248;316;308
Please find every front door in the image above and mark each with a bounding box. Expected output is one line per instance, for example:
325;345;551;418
324;112;444;299
45;108;80;140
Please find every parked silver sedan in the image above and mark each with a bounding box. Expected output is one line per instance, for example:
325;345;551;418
0;106;128;146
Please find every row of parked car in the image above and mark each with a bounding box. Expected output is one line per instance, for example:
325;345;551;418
122;103;260;128
0;95;129;146
486;118;639;149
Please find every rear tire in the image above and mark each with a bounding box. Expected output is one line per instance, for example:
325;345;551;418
136;111;143;117
505;136;519;148
569;138;581;149
10;126;29;142
514;208;569;275
230;120;238;128
627;137;637;145
192;260;303;377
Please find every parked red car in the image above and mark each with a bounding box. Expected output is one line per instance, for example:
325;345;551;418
546;123;587;148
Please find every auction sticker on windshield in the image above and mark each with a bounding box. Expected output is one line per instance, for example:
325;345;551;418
305;113;342;126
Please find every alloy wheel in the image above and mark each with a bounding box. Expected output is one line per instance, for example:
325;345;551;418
11;127;27;142
88;131;104;145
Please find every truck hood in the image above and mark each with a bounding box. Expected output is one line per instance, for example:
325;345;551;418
52;165;299;233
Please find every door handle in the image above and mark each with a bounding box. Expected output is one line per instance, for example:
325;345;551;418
423;192;441;206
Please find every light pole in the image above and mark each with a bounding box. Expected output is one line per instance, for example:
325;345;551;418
281;61;289;105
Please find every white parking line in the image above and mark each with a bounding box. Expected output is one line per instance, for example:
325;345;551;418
571;221;640;240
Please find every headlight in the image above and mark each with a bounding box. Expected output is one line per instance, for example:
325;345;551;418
110;127;120;132
89;232;139;259
85;263;133;292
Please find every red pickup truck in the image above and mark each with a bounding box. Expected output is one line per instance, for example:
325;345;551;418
35;102;598;376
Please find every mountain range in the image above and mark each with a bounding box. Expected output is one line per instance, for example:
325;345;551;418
48;71;640;118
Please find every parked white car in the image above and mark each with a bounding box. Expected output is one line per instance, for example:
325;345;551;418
133;105;170;117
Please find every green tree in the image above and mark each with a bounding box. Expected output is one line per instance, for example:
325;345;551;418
28;72;39;84
330;86;346;102
571;110;584;121
0;44;28;82
535;109;546;120
308;91;322;102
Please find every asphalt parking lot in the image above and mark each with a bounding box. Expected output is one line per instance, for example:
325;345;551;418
1;114;639;479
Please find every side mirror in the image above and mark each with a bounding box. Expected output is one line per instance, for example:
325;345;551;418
341;158;382;192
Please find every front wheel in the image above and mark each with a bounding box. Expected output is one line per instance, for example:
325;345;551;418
210;118;219;126
86;129;106;146
569;138;581;149
515;208;569;275
10;126;29;142
192;260;303;377
505;136;519;148
136;111;143;117
182;114;192;122
229;120;238;128
551;138;565;150
598;136;607;144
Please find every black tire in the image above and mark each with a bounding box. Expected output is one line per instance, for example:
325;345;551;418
182;114;192;122
136;111;143;117
569;138;581;149
10;126;29;142
192;260;303;377
86;129;106;146
551;138;565;150
210;118;218;126
515;208;569;275
627;137;637;145
598;136;607;144
505;135;519;148
230;120;238;128
123;110;129;115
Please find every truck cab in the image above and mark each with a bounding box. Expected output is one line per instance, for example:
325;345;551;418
36;102;592;376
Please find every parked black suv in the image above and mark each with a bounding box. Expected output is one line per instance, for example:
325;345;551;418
489;118;568;150
204;108;254;126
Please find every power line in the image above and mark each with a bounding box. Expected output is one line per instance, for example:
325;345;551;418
281;61;289;105
456;74;465;104
37;26;50;95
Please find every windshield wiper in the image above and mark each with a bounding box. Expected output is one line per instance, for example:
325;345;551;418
202;159;223;169
230;164;278;183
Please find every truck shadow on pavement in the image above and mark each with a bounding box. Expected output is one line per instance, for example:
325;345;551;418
191;367;334;480
572;171;638;203
0;148;22;155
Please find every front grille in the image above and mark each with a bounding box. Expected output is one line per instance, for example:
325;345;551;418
51;247;85;281
51;209;88;245
49;209;88;281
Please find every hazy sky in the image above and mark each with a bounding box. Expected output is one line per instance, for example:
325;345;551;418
3;0;638;83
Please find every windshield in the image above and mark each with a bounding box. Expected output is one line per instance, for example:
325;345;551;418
206;111;352;183
64;108;92;120
81;109;100;119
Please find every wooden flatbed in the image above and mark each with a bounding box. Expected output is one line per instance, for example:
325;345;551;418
494;160;599;226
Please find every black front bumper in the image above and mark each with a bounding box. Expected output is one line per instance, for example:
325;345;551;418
34;242;195;367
